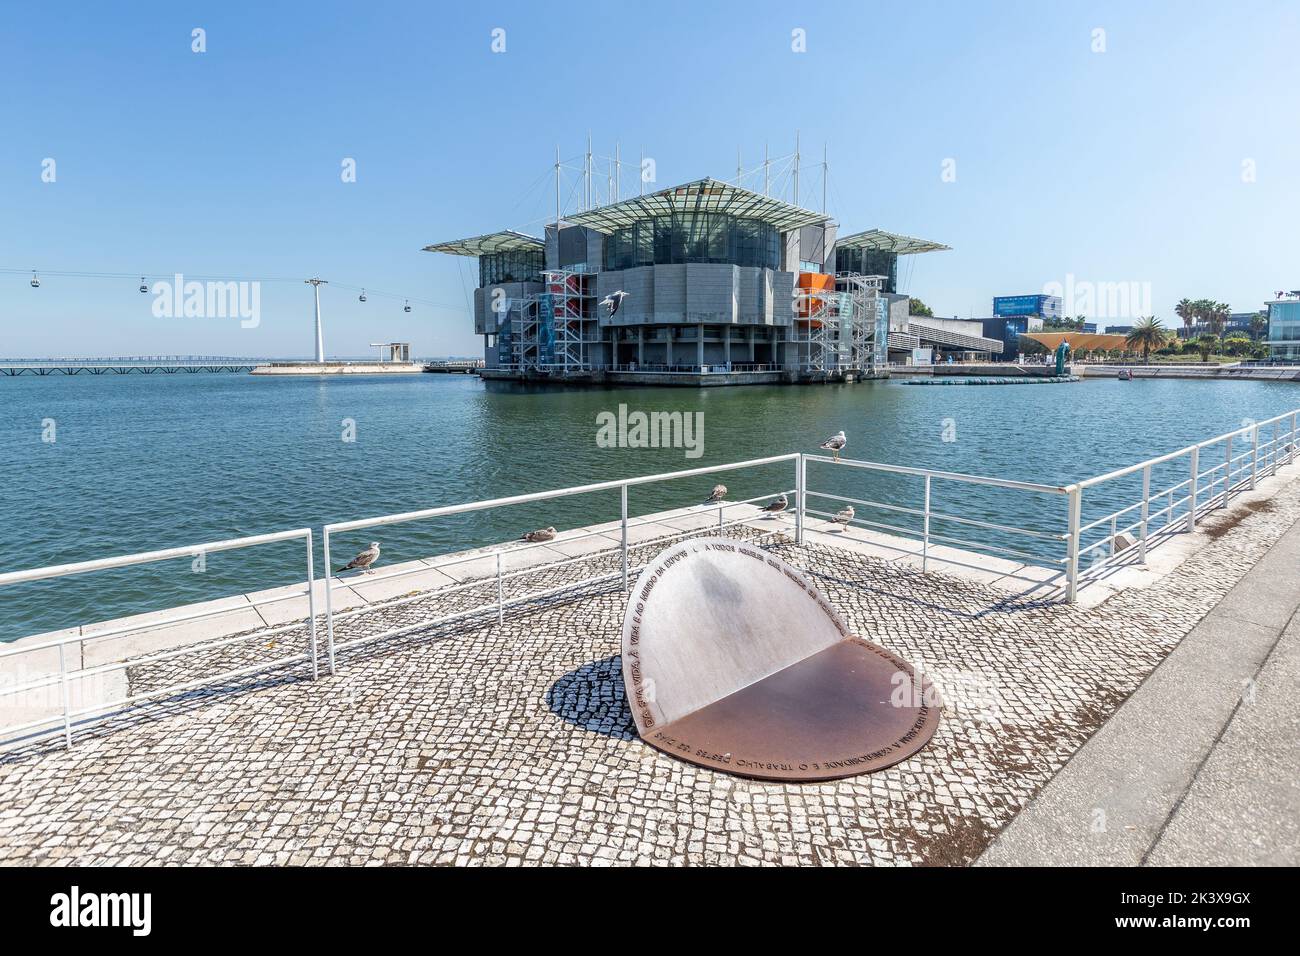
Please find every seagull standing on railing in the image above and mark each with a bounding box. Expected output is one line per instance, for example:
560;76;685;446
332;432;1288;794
820;430;847;462
760;493;788;517
521;526;557;543
704;483;727;504
600;290;629;317
338;542;381;574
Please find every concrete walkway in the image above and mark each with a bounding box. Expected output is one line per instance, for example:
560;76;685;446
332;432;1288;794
978;512;1300;866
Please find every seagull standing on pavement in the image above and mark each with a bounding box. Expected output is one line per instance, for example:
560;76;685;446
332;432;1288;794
338;542;381;574
600;290;629;317
830;504;855;529
760;493;788;517
704;483;727;504
820;430;847;462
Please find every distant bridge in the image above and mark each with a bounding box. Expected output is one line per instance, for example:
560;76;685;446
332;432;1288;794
0;356;267;376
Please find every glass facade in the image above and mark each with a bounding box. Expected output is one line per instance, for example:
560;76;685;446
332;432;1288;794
602;214;781;271
834;248;898;293
479;248;544;287
1268;299;1300;359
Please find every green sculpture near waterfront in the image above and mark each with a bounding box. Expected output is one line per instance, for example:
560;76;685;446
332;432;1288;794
1055;341;1071;376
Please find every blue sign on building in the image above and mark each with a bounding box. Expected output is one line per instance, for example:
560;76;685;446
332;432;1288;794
993;294;1063;319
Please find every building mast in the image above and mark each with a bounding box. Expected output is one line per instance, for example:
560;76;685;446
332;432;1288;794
793;130;800;207
822;143;828;214
584;132;592;211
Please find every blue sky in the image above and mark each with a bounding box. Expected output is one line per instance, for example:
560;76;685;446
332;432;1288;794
2;0;1297;357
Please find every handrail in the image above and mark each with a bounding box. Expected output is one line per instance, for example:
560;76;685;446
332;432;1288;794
325;454;799;534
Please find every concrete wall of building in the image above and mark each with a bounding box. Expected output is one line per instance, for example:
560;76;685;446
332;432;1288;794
596;264;795;330
684;263;738;324
782;231;800;272
914;317;989;336
887;293;910;332
474;281;540;334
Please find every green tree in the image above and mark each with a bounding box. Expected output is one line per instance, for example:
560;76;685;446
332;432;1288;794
908;297;933;317
1221;332;1252;357
1196;333;1219;362
1125;316;1168;363
1250;312;1268;341
1175;298;1196;336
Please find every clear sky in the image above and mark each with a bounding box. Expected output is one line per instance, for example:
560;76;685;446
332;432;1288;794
2;0;1297;358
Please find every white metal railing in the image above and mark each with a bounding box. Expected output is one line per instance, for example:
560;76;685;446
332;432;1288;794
3;406;1298;750
318;454;801;672
802;455;1073;583
1072;409;1300;591
0;528;317;751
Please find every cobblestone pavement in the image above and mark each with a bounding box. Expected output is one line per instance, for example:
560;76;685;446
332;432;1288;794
1;482;1297;866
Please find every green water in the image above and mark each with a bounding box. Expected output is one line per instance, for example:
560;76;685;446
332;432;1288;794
1;372;1296;641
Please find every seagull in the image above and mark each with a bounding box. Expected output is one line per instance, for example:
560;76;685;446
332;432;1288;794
600;290;629;317
521;526;557;543
337;542;380;574
820;430;847;462
830;504;855;529
760;493;788;517
704;483;727;504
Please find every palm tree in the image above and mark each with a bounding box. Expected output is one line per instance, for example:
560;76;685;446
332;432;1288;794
1250;312;1268;341
1125;316;1167;363
1175;298;1196;337
1196;333;1219;362
1209;302;1232;336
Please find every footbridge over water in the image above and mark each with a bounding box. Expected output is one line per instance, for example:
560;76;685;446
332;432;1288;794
0;356;267;376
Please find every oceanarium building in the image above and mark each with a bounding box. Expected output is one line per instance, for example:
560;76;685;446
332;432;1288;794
425;178;997;384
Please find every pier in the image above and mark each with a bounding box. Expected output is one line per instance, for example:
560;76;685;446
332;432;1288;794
0;356;262;375
1;410;1298;866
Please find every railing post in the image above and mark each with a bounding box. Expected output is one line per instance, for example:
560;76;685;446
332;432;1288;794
322;531;337;675
620;484;629;592
1251;423;1260;490
1065;485;1082;603
496;551;504;624
1272;421;1281;475
1166;489;1173;529
1109;515;1117;557
305;530;319;680
58;642;73;749
795;455;806;546
1139;464;1151;562
922;474;932;573
1223;435;1233;505
1187;446;1199;531
1290;413;1298;466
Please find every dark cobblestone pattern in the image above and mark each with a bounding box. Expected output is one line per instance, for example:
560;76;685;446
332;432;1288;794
0;485;1295;866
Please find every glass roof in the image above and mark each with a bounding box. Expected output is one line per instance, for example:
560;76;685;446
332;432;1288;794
834;229;950;255
422;230;545;257
563;178;833;234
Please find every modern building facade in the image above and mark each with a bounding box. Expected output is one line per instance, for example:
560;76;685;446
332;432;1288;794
425;178;992;384
993;294;1063;321
1267;293;1300;360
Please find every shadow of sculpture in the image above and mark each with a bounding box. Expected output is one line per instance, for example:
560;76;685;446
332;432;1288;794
545;654;636;741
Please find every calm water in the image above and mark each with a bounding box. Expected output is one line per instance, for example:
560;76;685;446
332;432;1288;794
2;372;1297;641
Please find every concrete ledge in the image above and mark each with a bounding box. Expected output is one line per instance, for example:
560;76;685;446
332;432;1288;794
977;513;1300;866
